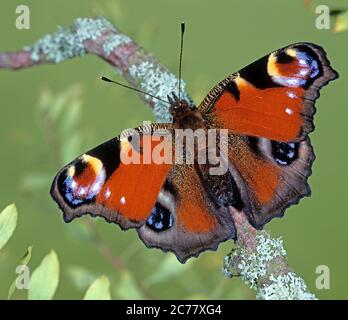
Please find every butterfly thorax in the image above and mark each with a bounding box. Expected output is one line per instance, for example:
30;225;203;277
170;99;205;130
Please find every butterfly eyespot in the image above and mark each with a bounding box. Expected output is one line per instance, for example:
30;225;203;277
267;46;322;88
146;203;174;232
271;141;299;166
58;156;106;208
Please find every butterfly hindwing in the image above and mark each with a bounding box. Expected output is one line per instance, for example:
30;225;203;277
226;134;314;228
137;164;236;263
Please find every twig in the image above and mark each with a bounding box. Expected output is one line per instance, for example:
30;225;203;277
0;17;317;300
222;208;316;300
0;17;191;123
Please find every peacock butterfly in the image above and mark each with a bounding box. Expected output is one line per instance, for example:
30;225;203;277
50;36;338;263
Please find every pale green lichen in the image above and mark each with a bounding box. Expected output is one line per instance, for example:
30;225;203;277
257;273;317;300
235;233;287;289
129;61;192;123
221;254;234;278
225;232;316;300
102;33;132;56
25;17;116;63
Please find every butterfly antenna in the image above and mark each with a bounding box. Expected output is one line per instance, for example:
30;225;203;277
100;76;170;105
178;22;185;102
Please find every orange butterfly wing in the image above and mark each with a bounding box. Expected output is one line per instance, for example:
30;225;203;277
51;124;172;229
200;43;337;142
200;43;338;228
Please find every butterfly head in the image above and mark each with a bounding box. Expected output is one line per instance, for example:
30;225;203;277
167;92;204;129
168;92;190;116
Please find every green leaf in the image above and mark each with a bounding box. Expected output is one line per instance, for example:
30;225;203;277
83;275;111;300
28;250;60;300
0;204;18;251
67;265;99;291
20;245;33;266
114;270;144;299
7;279;17;300
143;255;193;286
334;10;348;32
7;246;33;300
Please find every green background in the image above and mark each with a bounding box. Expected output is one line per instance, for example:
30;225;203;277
0;0;346;299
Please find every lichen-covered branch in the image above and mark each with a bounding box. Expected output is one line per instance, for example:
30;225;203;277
222;208;316;299
0;17;316;300
0;17;191;123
